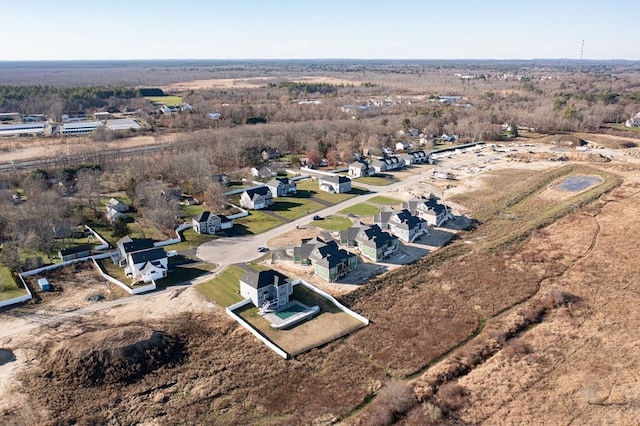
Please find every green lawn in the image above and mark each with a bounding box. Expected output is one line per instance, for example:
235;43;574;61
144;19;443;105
0;264;28;301
355;175;397;186
340;203;381;216
182;204;208;219
95;258;130;285
271;197;324;220
311;215;353;231
196;265;246;307
296;180;359;204
144;95;183;106
168;228;220;252
235;210;284;235
369;195;402;205
612;124;640;133
156;262;216;287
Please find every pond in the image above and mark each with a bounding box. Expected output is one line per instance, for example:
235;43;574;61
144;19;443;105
554;175;603;192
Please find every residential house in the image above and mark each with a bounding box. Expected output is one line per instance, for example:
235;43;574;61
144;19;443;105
625;112;640;128
293;237;326;265
58;244;92;262
162;187;182;201
308;238;357;282
377;209;427;243
106;197;129;223
399;153;416;165
239;269;293;312
318;174;351;194
250;165;277;179
402;195;453;227
192;211;233;234
354;225;399;262
115;236;155;266
348;160;375;178
395;141;412;151
266;177;297;198
210;173;231;186
408;150;428;163
261;148;280;160
370;156;405;174
240;186;274;210
125;247;168;283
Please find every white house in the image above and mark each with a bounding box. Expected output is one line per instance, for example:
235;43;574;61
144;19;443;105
250;166;277;179
396;141;412;151
319;175;351;193
240;186;274;210
107;197;128;212
266;177;297;198
625;112;640;128
348;160;374;178
239;269;293;312
192;211;233;234
371;156;405;174
125;247;168;283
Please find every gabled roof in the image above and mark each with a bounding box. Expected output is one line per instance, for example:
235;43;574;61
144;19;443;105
349;161;370;170
294;236;326;260
355;224;396;249
193;210;223;223
390;209;424;230
373;210;394;225
320;174;350;185
120;238;155;254
266;177;294;188
129;247;167;265
309;239;355;268
241;269;290;289
243;186;272;200
403;196;448;216
140;260;167;274
340;226;364;242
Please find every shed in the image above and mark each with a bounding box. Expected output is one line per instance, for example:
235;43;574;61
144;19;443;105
37;278;51;291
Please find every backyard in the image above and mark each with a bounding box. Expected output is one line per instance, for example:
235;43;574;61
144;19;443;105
311;215;353;231
0;265;28;301
196;265;245;307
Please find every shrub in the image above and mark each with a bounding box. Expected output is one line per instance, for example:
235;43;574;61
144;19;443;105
436;382;469;414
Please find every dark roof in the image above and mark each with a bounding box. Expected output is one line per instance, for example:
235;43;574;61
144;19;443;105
355;224;396;248
129;247;167;265
266;177;293;188
244;186;272;200
121;238;155;254
391;209;424;230
309;239;355;268
59;243;92;256
403;196;448;216
241;269;290;289
193;210;212;222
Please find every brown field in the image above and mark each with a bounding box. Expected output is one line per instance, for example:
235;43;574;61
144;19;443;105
163;76;362;92
3;159;640;424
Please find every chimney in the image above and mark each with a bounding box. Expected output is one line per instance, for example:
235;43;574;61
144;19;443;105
274;275;279;287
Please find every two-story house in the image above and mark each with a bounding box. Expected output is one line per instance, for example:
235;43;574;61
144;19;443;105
319;175;351;194
192;211;233;234
266;177;297;198
239;269;292;313
125;246;168;283
240;186;274;210
378;209;427;243
354;224;399;262
307;238;357;282
402;195;453;227
348;160;375;178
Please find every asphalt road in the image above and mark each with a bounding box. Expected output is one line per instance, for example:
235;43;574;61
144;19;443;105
196;168;434;269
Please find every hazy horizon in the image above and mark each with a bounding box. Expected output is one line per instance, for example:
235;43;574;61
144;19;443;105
2;0;638;61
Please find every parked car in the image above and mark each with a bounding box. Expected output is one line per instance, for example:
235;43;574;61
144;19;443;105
257;246;269;252
313;215;322;220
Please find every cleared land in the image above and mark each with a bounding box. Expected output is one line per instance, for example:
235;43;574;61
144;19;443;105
4;150;640;425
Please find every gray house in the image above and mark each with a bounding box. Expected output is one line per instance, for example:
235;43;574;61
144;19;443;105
348;160;374;178
192;211;233;234
319;175;351;193
354;225;399;262
402;195;453;227
386;209;428;243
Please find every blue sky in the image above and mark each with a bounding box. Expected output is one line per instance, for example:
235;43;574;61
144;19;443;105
1;0;638;61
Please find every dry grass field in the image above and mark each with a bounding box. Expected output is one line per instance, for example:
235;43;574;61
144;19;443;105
3;158;640;425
